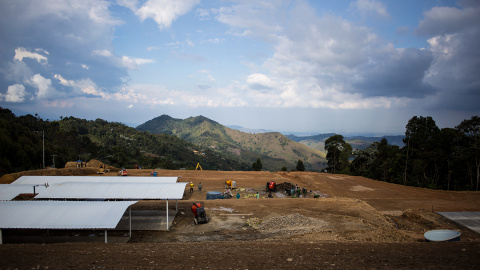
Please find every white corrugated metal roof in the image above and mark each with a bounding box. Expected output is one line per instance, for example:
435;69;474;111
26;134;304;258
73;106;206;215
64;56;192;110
11;176;179;185
34;182;187;200
0;201;137;229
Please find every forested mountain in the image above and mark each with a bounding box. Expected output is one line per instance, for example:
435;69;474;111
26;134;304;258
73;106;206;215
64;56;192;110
137;115;327;171
0;107;249;177
286;133;404;156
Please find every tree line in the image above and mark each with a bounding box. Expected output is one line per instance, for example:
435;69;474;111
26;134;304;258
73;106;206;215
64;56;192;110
324;115;480;191
0;107;249;177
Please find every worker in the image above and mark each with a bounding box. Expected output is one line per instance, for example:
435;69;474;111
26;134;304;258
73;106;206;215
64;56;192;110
190;182;194;193
302;188;307;197
225;188;232;198
256;191;259;199
268;192;273;198
191;202;202;218
198;182;202;192
236;192;240;199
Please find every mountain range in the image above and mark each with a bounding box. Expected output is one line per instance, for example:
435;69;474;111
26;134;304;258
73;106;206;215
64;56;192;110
136;115;405;171
137;115;327;171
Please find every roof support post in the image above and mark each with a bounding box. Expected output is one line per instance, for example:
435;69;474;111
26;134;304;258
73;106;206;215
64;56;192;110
129;206;132;237
105;230;108;243
0;229;3;244
176;200;178;211
166;200;169;231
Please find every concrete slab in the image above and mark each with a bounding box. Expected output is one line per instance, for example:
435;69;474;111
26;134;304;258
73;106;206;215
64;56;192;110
437;212;480;234
115;210;177;231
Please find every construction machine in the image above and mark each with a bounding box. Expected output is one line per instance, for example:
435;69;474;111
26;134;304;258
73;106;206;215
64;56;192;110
225;180;237;189
119;168;128;176
97;163;105;174
266;181;276;192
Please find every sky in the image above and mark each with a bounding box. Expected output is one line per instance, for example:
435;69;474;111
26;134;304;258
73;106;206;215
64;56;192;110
0;0;479;136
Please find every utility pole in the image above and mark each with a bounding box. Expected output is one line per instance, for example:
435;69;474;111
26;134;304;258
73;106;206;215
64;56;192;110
51;154;57;168
35;130;45;168
42;130;45;168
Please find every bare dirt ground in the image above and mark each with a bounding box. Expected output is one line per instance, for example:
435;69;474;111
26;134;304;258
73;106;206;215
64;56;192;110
2;169;480;269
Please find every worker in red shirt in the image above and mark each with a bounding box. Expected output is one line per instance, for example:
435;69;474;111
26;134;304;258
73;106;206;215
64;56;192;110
191;202;202;217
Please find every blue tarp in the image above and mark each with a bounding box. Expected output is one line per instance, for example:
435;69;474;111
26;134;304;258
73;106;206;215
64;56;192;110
206;191;222;200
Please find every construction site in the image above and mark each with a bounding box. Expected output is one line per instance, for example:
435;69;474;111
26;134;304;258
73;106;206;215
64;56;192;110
1;166;480;269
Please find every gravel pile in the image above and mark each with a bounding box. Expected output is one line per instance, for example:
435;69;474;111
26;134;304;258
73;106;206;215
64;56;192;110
257;213;328;234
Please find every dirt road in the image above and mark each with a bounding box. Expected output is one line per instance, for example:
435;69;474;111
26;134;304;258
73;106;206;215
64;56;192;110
1;170;480;269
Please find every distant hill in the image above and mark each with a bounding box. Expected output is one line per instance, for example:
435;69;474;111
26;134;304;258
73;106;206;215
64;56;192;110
137;115;327;171
0;108;249;177
286;133;404;155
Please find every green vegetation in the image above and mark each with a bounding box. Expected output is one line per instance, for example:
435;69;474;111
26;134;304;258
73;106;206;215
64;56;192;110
0;107;249;177
137;115;326;171
296;160;305;171
4;107;478;191
324;135;352;174
334;115;480;191
252;158;263;171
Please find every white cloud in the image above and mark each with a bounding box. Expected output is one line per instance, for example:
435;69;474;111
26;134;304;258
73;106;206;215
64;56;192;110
195;8;210;20
27;74;64;100
14;47;48;64
121;56;155;70
54;74;75;86
133;0;200;29
54;74;104;98
214;2;283;41
147;46;161;51
247;73;275;89
350;0;390;18
93;50;154;70
418;2;480;109
93;49;113;57
2;84;28;102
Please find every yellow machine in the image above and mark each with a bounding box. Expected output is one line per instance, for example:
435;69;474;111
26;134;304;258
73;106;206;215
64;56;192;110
225;180;237;189
195;163;203;171
97;164;105;174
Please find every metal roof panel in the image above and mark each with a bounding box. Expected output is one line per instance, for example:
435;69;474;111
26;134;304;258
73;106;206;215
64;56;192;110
11;176;179;185
0;201;137;229
34;182;187;200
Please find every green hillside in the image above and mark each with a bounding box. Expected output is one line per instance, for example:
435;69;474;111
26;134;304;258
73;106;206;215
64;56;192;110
0;108;249;177
286;134;404;155
137;115;327;171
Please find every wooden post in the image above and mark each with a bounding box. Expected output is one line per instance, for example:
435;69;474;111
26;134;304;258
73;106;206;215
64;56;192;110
105;230;107;243
166;200;169;231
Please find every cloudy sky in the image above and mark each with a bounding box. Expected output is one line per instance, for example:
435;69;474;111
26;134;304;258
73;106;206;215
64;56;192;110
1;0;479;135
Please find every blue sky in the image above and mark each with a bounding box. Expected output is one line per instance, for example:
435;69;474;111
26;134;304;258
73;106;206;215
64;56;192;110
1;0;479;135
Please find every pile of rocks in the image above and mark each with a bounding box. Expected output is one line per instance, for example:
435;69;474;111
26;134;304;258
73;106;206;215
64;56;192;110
257;213;328;234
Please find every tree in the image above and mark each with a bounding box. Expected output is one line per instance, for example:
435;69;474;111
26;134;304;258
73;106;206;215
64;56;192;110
456;116;480;190
403;116;440;186
252;158;262;171
325;135;352;174
296;160;305;171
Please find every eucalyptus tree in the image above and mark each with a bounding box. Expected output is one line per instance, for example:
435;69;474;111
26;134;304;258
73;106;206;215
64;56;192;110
456;116;480;190
325;134;352;174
